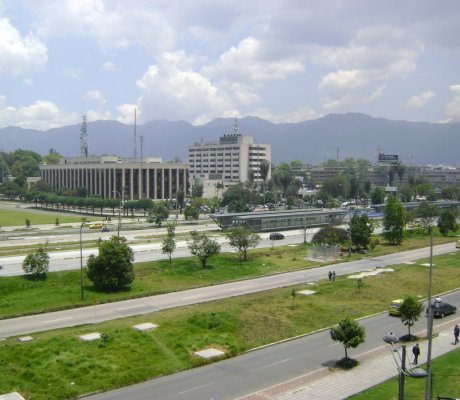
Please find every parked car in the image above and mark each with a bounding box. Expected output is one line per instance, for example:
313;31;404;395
389;299;403;316
269;232;285;240
101;226;109;232
426;301;457;318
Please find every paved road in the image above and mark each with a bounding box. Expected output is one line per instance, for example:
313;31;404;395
85;290;460;400
1;242;456;338
0;230;309;276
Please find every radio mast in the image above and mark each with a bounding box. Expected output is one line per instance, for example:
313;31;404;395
133;108;137;158
80;115;88;157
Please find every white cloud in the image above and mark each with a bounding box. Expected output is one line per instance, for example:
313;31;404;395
31;0;175;53
251;107;318;124
445;84;460;121
205;36;304;83
0;97;78;130
318;69;368;93
136;52;233;125
83;89;106;105
0;17;48;75
86;109;112;122
64;67;84;79
115;103;138;124
406;90;435;108
102;61;117;71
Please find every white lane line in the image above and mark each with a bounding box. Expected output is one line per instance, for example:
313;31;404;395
118;304;146;310
181;295;202;300
262;357;292;369
179;382;214;395
44;317;73;324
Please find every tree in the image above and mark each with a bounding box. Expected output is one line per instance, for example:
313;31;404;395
87;236;135;290
191;178;204;198
416;201;438;233
162;223;176;264
184;204;199;220
370;187;385;205
22;244;50;279
437;209;458;236
272;162;294;200
312;226;348;246
225;226;261;261
148;201;169;226
351;214;373;250
42;149;62;165
399;295;424;337
187;230;221;268
330;317;365;360
383;196;406;244
259;159;271;203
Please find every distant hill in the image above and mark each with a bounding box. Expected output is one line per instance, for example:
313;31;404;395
0;113;459;166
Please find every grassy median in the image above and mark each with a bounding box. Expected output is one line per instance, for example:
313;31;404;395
0;250;460;399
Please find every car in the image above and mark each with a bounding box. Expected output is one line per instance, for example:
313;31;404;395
89;222;104;230
426;300;457;318
389;299;403;316
101;226;109;232
269;232;285;240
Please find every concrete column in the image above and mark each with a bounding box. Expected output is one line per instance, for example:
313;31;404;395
161;168;165;200
168;168;172;200
130;168;134;200
146;168;150;198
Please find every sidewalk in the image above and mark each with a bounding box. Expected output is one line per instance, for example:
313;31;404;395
239;318;460;400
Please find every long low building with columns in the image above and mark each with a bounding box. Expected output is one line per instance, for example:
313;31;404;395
40;155;189;201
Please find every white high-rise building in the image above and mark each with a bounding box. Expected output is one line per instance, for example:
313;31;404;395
188;127;271;197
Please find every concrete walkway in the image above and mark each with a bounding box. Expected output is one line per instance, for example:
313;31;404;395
238;318;460;400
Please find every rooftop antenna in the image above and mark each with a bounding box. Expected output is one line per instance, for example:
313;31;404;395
80;115;88;157
133;108;137;159
233;117;239;135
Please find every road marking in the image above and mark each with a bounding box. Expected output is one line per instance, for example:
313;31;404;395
262;357;292;369
118;304;146;310
44;317;73;324
181;295;202;300
179;382;214;394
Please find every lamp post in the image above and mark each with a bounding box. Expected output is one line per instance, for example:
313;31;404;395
113;190;121;237
348;207;352;256
425;226;434;400
383;331;428;400
79;219;89;301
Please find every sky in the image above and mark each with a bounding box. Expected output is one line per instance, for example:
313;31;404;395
0;0;459;130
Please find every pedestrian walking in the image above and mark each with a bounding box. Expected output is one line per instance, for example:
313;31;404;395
332;271;336;281
328;271;332;281
412;343;420;364
454;324;459;345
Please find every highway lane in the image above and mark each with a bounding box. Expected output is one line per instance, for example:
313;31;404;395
0;230;308;276
0;242;456;338
86;290;460;400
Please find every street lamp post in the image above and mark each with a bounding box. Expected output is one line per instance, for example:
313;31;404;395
79;219;89;301
348;207;352;256
113;190;121;237
425;227;434;400
383;331;428;400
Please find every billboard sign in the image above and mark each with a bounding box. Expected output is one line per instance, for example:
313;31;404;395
378;153;399;166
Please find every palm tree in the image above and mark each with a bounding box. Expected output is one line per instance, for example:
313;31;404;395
258;159;270;205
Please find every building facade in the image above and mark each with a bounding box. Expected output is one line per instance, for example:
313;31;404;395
40;156;189;201
188;132;271;197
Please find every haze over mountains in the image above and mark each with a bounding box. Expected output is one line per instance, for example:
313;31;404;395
1;113;459;167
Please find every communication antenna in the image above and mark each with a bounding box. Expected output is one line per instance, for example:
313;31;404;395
233;117;239;135
80;115;88;157
133;108;137;159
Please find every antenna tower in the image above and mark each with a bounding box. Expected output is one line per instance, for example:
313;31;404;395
233;117;240;134
80;115;88;157
133;108;137;158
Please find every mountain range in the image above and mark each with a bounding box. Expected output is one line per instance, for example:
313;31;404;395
0;113;459;166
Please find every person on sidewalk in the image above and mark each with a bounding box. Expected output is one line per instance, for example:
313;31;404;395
412;343;420;364
328;271;332;281
454;324;459;345
332;271;336;281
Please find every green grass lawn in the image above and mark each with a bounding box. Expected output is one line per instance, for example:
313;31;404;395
0;207;85;227
1;251;460;399
349;348;460;399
